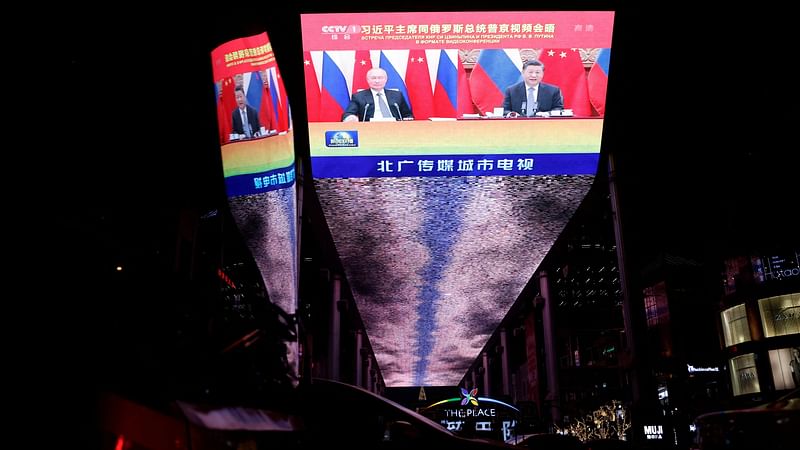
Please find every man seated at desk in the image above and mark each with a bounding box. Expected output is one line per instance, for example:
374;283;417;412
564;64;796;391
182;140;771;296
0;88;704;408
342;67;413;122
232;85;261;139
502;60;563;117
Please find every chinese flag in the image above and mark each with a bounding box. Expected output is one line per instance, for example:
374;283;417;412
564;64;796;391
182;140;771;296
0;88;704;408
304;51;321;122
405;50;434;120
538;49;592;116
274;69;290;131
218;77;237;143
352;50;371;94
259;79;276;132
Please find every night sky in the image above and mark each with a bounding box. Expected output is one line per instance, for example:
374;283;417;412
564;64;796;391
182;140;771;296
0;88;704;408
50;5;795;258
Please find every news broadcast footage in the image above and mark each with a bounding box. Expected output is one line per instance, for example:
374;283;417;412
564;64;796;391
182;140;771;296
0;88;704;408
301;11;614;386
211;32;299;380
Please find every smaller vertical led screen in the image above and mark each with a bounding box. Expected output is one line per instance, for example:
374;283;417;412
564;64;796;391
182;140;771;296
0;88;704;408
211;32;298;383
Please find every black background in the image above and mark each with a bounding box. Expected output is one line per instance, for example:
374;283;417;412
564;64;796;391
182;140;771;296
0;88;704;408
32;3;798;448
49;4;796;255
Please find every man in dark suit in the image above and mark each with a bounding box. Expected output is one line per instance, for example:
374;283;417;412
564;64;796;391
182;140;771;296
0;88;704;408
502;60;563;117
342;67;413;122
232;85;261;138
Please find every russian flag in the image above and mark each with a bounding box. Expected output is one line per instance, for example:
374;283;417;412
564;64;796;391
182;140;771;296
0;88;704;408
259;75;275;131
379;50;410;107
320;51;351;122
432;49;473;117
433;49;458;117
245;71;263;116
468;49;522;115
272;68;290;131
267;69;282;130
304;51;321;122
588;48;610;116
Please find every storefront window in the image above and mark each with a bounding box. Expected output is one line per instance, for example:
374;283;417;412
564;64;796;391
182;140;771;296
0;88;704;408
769;347;800;391
729;353;760;396
721;304;751;347
758;293;800;338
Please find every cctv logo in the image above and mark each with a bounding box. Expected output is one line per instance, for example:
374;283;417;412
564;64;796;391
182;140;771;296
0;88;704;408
321;25;360;34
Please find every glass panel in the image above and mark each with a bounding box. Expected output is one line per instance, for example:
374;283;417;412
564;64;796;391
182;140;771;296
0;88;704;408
758;293;800;338
721;304;751;347
769;347;800;391
729;353;760;396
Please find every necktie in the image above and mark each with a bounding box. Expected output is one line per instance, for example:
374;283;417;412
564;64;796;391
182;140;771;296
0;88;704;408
526;87;535;117
376;92;392;118
242;109;251;137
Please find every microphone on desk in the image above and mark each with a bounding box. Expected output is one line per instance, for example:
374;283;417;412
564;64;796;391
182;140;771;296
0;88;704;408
363;103;372;122
531;101;538;117
393;103;402;121
521;101;527;117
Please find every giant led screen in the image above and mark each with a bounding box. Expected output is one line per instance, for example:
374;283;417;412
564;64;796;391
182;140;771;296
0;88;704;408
211;32;298;380
301;11;614;386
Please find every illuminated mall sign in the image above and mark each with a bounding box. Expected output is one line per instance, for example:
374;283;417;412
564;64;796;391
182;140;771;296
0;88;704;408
643;424;664;440
753;252;800;283
422;388;520;441
687;364;720;373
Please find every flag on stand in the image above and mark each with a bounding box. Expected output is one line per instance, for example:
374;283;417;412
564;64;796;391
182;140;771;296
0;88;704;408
306;49;470;120
379;50;410;107
468;49;522;115
217;76;237;143
259;73;276;132
433;49;458;117
352;50;372;94
457;55;474;116
272;68;290;131
246;72;263;118
405;49;434;120
215;81;225;143
304;51;321;122
320;51;350;122
538;48;592;116
266;69;282;130
588;48;610;116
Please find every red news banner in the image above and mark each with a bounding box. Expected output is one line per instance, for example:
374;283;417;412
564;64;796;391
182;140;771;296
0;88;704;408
301;11;614;51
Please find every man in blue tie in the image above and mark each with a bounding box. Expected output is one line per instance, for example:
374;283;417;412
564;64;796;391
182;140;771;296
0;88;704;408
342;67;413;122
232;85;261;139
502;60;564;117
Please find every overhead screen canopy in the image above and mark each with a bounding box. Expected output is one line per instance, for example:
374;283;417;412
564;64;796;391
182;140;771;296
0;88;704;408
301;11;614;386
